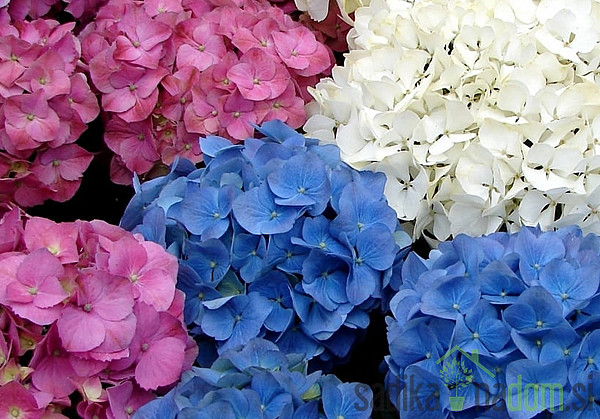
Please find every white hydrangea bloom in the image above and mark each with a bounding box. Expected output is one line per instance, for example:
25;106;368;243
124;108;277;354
305;0;600;243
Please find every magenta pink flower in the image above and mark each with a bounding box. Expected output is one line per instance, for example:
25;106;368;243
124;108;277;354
15;51;71;100
219;90;258;140
67;73;100;124
0;206;23;253
272;26;332;76
57;271;135;355
29;326;81;399
174;19;226;71
113;4;172;69
256;84;305;128
7;0;59;20
231;17;280;56
101;64;168;123
110;302;187;390
104;116;160;175
23;217;79;264
143;0;184;17
158;124;202;165
160;66;199;121
227;48;291;101
106;236;177;311
0;249;67;325
198;51;238;94
4;91;62;149
0;381;44;419
0;36;42;89
184;86;222;135
106;381;154;419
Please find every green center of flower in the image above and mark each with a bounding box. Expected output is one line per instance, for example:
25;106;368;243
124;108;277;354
322;271;329;278
253;78;260;85
355;257;363;265
250;250;257;256
39;77;47;85
137;134;144;141
211;110;218;116
561;293;569;301
233;111;241;118
452;303;460;310
198;292;204;300
357;222;364;231
198;45;205;51
184;143;191;150
130;274;139;283
270;211;278;219
209;261;217;269
83;303;92;312
141;343;149;352
180;97;186;104
273;102;281;109
564;348;570;356
291;50;298;57
425;352;431;359
318;242;327;249
536;339;542;347
536;320;543;327
260;40;267;47
9;407;20;418
234;314;242;322
10;54;18;61
298;186;306;194
500;291;507;297
213;212;220;219
52;160;60;167
28;287;38;295
125;406;134;415
26;114;35;121
588;357;595;365
133;41;140;47
472;332;480;339
129;84;137;91
53;349;61;357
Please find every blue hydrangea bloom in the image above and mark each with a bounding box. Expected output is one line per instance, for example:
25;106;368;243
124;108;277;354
121;120;411;365
132;338;373;419
385;226;600;418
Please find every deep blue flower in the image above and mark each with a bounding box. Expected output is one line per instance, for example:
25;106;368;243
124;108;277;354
556;370;600;419
180;184;237;238
479;260;526;304
290;215;349;258
232;184;299;235
182;238;230;285
291;289;352;341
201;293;272;352
265;221;310;274
330;182;398;245
538;259;599;316
421;276;481;320
395;364;450;419
250;371;294;419
249;271;295;333
321;375;373;419
301;251;350;311
254;119;306;147
514;227;566;285
451;300;510;356
388;319;446;375
177;263;222;325
232;233;267;283
569;330;600;385
503;286;568;335
267;152;331;215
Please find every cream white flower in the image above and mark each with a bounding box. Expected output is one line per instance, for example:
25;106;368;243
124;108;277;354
305;0;600;243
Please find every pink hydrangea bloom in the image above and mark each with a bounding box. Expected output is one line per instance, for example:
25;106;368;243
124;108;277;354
80;0;333;184
0;381;45;419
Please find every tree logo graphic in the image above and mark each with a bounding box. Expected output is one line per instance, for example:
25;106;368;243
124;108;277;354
440;357;473;411
436;346;495;412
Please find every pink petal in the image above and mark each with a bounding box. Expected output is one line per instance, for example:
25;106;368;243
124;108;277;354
107;237;147;279
11;302;62;325
119;89;160;123
57;305;105;352
102;89;137;114
135;337;185;390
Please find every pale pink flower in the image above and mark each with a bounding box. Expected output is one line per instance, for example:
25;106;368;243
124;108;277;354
67;73;100;124
256;84;305;128
23;217;79;263
160;66;199;121
219;90;258;140
272;26;332;76
0;36;42;90
231;17;279;56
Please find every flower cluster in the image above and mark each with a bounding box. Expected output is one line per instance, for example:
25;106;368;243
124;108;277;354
386;225;600;418
297;0;353;53
0;11;99;207
0;205;195;418
2;0;107;21
79;0;334;184
121;120;411;366
134;338;373;418
306;0;600;243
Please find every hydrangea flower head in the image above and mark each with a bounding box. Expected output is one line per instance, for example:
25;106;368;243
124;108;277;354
386;225;600;418
122;119;411;366
0;209;194;418
306;0;600;243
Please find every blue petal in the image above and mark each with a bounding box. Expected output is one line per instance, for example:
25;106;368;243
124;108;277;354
421;276;481;320
232;185;299;235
